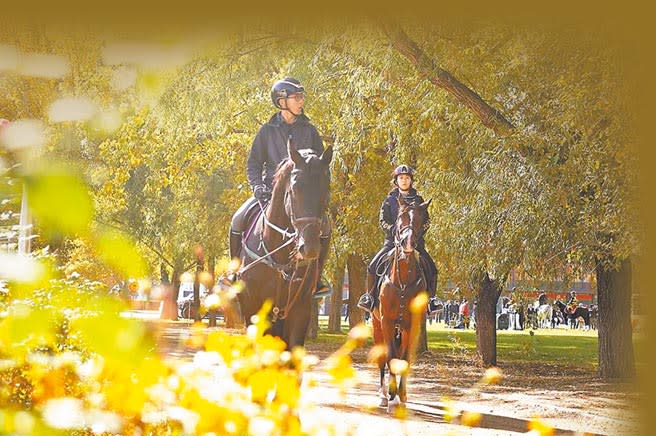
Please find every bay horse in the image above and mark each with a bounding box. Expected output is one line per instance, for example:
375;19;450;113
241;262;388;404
371;197;431;411
554;300;590;330
235;143;332;349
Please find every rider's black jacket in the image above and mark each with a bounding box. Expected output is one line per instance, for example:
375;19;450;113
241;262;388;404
246;112;324;190
379;187;429;247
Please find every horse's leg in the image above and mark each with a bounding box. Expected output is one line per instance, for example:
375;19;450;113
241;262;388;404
281;292;312;350
399;373;408;404
372;314;388;407
387;364;398;403
379;364;388;407
382;323;398;403
397;329;410;404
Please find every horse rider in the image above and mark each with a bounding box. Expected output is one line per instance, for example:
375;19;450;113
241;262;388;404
538;291;548;306
566;290;579;313
357;164;438;312
227;77;331;292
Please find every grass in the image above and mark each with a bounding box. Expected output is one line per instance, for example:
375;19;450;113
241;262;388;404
314;316;608;369
192;314;643;371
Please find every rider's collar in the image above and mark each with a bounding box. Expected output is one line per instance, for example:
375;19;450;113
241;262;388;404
269;112;311;126
391;187;418;197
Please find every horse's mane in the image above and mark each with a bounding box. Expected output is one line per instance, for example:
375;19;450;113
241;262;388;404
272;159;294;191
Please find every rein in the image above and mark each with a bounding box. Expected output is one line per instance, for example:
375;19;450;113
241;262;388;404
386;246;424;332
239;199;298;275
240;194;321;322
384;207;426;336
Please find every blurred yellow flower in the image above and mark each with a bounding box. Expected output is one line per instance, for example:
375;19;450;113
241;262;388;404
482;366;503;385
347;323;370;344
326;354;355;386
366;344;387;365
389;358;409;375
410;292;429;314
528;418;555;436
462;411;482;427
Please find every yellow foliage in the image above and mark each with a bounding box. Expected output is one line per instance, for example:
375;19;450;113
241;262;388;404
482;366;503;385
527;418;556;436
461;411;482;427
326;354;355;385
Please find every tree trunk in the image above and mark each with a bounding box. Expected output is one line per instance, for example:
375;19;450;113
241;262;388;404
160;263;170;285
417;316;428;353
160;265;181;320
347;253;366;329
596;256;635;379
307;299;319;339
475;271;503;366
208;255;216;280
379;20;514;137
193;259;203;322
328;257;346;333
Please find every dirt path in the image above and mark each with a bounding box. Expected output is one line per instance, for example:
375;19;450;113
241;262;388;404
148;319;642;435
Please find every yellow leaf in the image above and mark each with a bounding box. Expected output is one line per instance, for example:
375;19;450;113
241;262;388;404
94;227;147;278
26;168;93;237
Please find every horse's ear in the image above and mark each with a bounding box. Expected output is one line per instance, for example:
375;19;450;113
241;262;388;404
288;139;303;166
420;199;432;209
320;145;333;165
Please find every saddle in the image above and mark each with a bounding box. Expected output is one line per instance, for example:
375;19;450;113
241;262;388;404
372;250;395;306
242;202;265;240
372;248;427;306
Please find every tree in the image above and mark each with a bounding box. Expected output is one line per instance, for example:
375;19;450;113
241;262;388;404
381;21;640;373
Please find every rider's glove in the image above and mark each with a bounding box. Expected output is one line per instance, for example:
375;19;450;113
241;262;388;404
253;184;272;202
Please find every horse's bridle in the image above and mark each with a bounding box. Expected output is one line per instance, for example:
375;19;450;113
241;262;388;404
242;168;325;277
284;187;324;240
394;207;418;251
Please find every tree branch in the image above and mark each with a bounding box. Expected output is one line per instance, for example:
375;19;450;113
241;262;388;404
379;20;514;137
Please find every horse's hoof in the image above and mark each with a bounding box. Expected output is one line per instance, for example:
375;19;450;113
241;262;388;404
379;397;388;408
387;396;400;413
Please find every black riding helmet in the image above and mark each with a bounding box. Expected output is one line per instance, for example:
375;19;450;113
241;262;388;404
392;164;414;185
271;78;305;109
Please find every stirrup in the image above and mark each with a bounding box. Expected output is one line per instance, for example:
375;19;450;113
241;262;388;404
220;272;239;289
357;293;374;312
314;281;332;298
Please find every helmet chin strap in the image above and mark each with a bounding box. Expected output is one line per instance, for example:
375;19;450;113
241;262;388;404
287;106;303;117
279;98;303;118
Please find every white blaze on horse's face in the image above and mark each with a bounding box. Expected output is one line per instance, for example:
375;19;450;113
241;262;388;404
287;143;332;260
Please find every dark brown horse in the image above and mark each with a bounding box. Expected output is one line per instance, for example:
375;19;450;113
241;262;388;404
555;300;590;330
371;197;430;411
236;142;332;349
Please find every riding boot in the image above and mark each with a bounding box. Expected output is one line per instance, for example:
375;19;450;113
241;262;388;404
314;236;331;297
357;273;376;312
229;230;242;261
